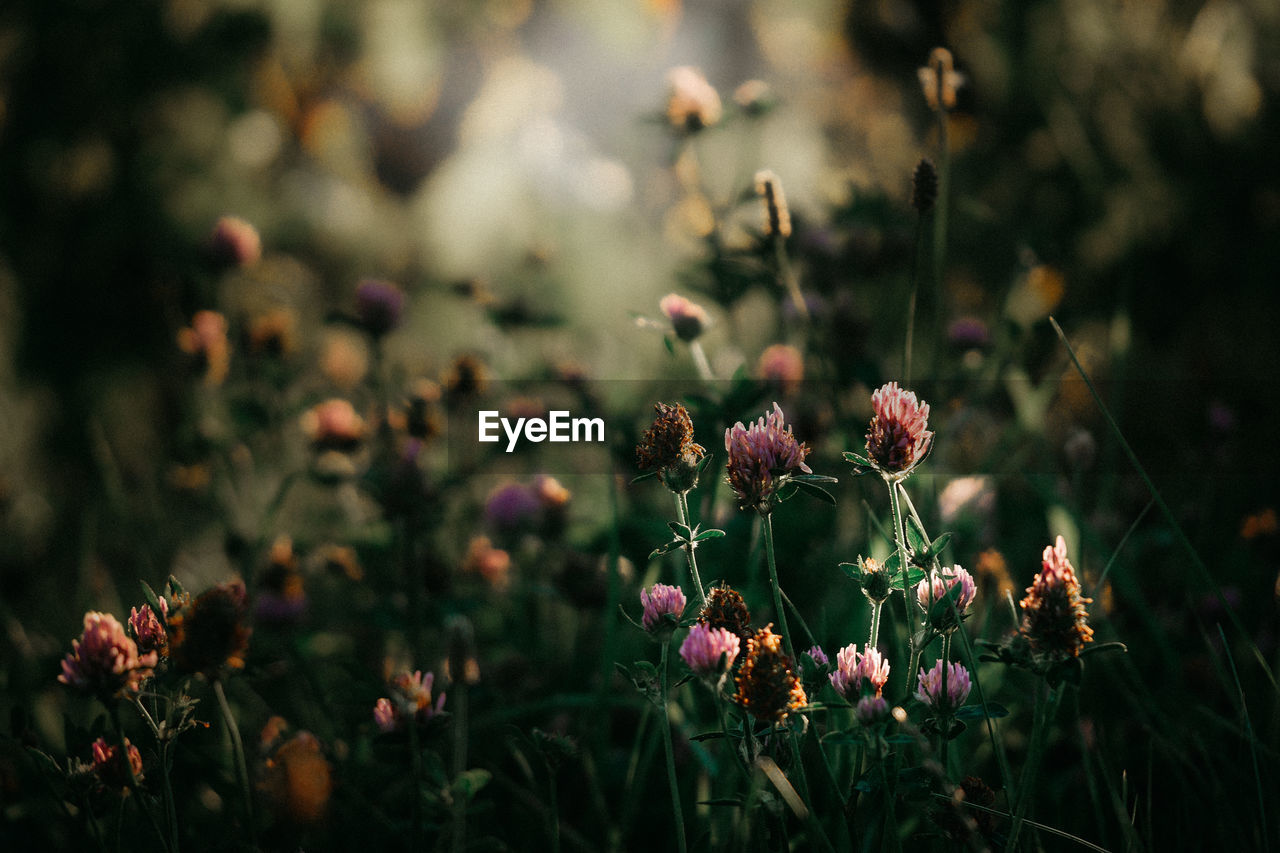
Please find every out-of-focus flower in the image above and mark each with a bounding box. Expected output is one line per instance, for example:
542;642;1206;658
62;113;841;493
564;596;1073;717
666;66;722;132
355;278;407;337
373;670;446;733
973;548;1014;599
917;47;964;112
756;345;804;395
659;293;710;342
734;625;807;724
301;399;366;451
396;379;443;442
912;158;938;215
319;329;369;390
725;402;811;513
209;216;262;269
255;536;306;625
854;695;890;725
128;601;168;659
484;482;542;531
91;737;144;790
247;307;298;357
177;310;231;386
59;612;158;699
734;79;774;116
167;579;251;676
640;583;686;636
680;623;740;677
533;474;571;509
636;402;706;494
445;615;482;686
312;544;363;581
829;644;891;700
257;725;332;825
1241;508;1277;540
946;316;990;349
699;583;752;642
865;382;934;479
442;354;488;401
915;660;971;712
916;565;977;632
463;536;512;592
754;170;792;239
1020;536;1094;661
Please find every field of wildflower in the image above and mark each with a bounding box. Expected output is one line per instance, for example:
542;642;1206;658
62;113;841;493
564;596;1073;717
2;1;1280;851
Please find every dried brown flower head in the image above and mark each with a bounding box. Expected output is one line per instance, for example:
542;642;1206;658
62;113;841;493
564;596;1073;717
699;584;752;642
637;402;706;493
1020;536;1094;661
168;579;252;676
734;625;807;724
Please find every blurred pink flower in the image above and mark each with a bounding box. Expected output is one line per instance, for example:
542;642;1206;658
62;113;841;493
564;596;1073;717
209;215;262;268
59;612;157;699
128;601;168;659
659;293;709;342
91;737;144;789
756;345;804;395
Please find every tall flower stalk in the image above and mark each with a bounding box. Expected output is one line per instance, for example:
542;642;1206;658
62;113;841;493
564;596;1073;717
659;639;688;853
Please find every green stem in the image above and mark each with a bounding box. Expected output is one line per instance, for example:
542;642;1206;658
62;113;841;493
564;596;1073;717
110;704;168;853
711;682;749;779
886;478;919;695
1008;683;1060;852
761;512;794;661
547;764;561;853
407;700;424;851
159;741;180;853
659;642;688;853
774;235;809;323
452;681;470;853
675;492;706;607
212;680;254;847
868;600;883;649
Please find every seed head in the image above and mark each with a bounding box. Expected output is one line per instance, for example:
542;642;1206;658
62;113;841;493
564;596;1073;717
637;402;706;494
1019;536;1094;661
754;169;792;239
699;584;752;642
917;47;964;112
167;579;252;676
734;626;807;724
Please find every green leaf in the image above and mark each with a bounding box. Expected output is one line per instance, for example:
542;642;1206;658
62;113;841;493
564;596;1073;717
792;479;836;505
1046;656;1084;688
1079;641;1128;658
954;702;1009;721
630;471;659;485
820;731;863;746
695;452;715;476
838;561;862;581
451;768;492;802
667;521;693;540
842;451;873;470
139;580;167;628
649;540;684;560
690;731;726;742
698;798;745;808
925;532;953;560
792;473;838;484
905;516;928;554
693;528;725;542
663;335;676;357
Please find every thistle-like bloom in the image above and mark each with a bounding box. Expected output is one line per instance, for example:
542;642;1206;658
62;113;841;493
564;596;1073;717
680;623;741;677
91;737;144;789
248;307;298;357
829;644;891;700
1020;536;1095;660
59;612;158;699
699;584;752;641
915;660;972;712
917;47;964;112
128;600;168;659
484;481;542;531
916;565;977;632
665;66;722;132
854;695;890;725
659;293;709;342
641;583;687;635
754;170;792;239
734;626;807;724
167;579;251;676
865;382;934;478
355;278;407;337
374;670;446;732
636;402;706;493
725;402;812;513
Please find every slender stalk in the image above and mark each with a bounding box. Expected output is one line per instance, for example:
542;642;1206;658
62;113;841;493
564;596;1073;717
761;512;794;661
774;235;809;323
868;600;884;649
547;763;561;853
886;478;920;695
407;703;425;850
110;703;168;853
905;215;925;383
689;341;715;383
939;633;953;776
710;682;749;779
159;741;180;853
658;642;689;853
675;492;707;606
1009;683;1060;852
212;680;254;846
452;681;470;853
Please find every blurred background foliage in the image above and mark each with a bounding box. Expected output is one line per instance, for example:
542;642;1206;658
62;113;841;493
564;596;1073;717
1;0;1279;848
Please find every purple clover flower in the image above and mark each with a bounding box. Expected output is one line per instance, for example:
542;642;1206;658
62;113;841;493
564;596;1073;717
641;584;687;635
915;660;972;712
725;402;812;513
679;623;741;677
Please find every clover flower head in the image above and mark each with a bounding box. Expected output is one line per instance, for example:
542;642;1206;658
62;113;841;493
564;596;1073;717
209;215;262;268
917;47;964;112
699;584;752;641
91;737;144;789
915;660;971;712
660;293;710;342
374;669;446;733
355;278;407;336
734;625;807;724
301;399;366;450
1020;535;1095;661
128;601;168;659
680;623;741;677
829;643;891;700
666;66;722;132
59;612;158;698
725;402;812;513
637;402;706;493
805;645;829;668
866;382;934;478
854;694;890;725
641;583;687;635
756;345;804;395
916;565;977;632
177;310;231;386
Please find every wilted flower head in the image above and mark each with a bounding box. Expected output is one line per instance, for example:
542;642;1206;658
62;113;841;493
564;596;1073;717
637;402;706;493
641;583;686;635
865;382;934;478
374;670;446;732
659;293;710;342
854;694;890;725
209;215;262;269
916;565;977;632
257;726;332;825
725;402;812;513
177;310;231;386
915;660;971;712
128;601;168;659
918;47;964;112
734;626;807;724
699;583;752;641
680;623;741;677
59;612;158;699
301;399;366;451
829;644;891;700
91;737;144;790
666;66;722;132
756;345;804;395
167;579;251;676
1020;536;1094;660
355;278;407;337
754;169;792;239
